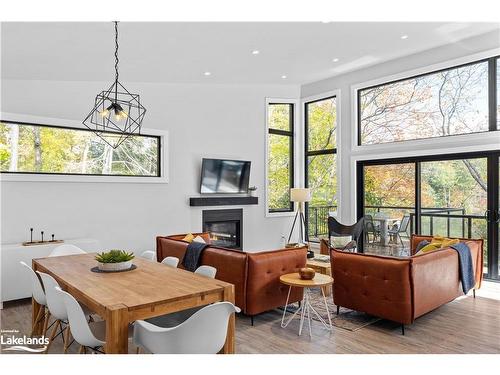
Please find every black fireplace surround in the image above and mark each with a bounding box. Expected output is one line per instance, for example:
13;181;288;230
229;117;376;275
202;209;242;250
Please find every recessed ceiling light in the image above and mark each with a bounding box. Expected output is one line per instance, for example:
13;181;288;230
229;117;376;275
332;58;339;62
252;50;260;55
204;71;211;76
400;35;409;40
281;75;287;79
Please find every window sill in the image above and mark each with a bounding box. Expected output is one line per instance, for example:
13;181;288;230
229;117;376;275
0;173;169;184
266;211;296;218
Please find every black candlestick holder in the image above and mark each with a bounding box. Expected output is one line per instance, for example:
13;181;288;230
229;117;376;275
22;228;64;246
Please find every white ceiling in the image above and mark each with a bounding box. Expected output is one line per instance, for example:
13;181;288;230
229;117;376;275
2;22;499;85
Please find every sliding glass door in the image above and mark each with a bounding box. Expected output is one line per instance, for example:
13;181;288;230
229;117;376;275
358;151;500;280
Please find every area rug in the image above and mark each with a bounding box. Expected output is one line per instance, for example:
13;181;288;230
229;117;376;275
308;290;380;331
279;290;380;332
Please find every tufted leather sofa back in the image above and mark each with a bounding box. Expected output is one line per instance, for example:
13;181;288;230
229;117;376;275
331;250;413;324
245;248;307;315
331;234;484;324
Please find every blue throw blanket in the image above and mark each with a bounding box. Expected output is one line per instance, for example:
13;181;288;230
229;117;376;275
182;241;209;272
449;242;475;295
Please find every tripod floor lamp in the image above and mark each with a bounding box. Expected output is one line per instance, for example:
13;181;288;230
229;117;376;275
287;188;311;247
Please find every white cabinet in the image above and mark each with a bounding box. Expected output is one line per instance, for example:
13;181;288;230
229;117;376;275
0;238;101;304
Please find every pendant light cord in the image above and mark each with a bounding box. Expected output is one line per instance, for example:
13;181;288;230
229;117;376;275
114;21;119;102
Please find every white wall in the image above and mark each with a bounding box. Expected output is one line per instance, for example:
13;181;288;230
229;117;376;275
1;80;301;252
301;30;500;224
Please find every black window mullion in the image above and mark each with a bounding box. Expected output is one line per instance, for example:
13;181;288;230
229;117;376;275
415;161;421;235
488;57;497;131
487;155;499;279
306;148;336;157
269;128;293;136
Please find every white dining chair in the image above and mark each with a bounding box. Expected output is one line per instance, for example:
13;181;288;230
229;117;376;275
195;265;217;278
37;272;92;353
49;244;86;257
134;302;240;354
53;287;134;354
20;261;50;337
140;251;156;261
161;256;179;268
37;272;72;353
54;287;105;353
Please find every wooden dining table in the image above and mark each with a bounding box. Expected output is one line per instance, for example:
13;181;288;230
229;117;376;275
32;253;236;354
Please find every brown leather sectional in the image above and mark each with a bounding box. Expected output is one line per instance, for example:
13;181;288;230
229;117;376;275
330;235;483;327
156;233;307;317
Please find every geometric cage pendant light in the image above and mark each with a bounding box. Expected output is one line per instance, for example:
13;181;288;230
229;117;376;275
83;21;146;149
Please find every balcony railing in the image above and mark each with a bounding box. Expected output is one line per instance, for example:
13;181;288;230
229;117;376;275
307;205;485;240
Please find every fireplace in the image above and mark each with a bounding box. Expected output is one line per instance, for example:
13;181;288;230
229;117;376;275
202;209;242;250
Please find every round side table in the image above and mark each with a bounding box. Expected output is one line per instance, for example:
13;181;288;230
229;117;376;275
279;272;333;337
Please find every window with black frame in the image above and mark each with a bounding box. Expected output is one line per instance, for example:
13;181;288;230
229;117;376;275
0;121;161;177
304;96;337;241
267;103;294;213
358;58;497;145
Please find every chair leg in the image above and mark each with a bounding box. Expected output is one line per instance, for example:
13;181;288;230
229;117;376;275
398;233;404;248
336;306;340;315
63;326;71;353
42;309;50;338
401;324;405;335
473;289;476;298
250;316;254;326
45;320;61;354
31;306;45;337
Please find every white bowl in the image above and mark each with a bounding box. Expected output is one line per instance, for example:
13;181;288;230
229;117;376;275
97;260;132;271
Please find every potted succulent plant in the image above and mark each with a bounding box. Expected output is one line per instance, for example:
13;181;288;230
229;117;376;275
95;250;135;271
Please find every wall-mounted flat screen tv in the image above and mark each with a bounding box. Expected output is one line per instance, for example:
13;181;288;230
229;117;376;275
200;158;251;194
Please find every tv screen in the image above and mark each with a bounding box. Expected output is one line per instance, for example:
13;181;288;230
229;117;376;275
200;158;251;194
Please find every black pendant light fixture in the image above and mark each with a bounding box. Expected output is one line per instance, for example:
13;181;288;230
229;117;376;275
83;21;146;149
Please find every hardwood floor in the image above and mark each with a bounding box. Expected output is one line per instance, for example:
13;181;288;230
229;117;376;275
1;282;499;354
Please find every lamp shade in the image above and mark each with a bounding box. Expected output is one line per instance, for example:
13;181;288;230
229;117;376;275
290;188;311;203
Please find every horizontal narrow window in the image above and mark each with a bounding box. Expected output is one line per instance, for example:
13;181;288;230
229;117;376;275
0;121;160;177
267;103;294;213
359;59;492;145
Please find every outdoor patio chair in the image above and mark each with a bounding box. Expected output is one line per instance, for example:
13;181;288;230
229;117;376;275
388;215;411;248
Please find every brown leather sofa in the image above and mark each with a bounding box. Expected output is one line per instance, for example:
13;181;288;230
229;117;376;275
330;235;483;333
156;233;307;321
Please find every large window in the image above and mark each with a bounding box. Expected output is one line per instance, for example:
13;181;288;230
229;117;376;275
359;153;498;279
267;103;294;213
0;121;160;177
305;96;337;240
358;58;498;145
